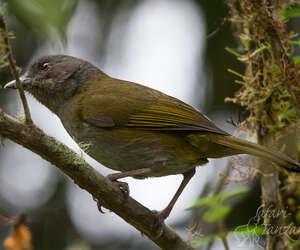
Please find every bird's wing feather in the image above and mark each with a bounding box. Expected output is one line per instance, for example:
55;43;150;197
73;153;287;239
125;97;227;134
79;77;228;135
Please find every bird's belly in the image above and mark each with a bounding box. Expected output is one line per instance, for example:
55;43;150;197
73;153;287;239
62;121;207;177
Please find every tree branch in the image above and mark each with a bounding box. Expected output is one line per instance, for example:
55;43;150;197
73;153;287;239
0;109;193;250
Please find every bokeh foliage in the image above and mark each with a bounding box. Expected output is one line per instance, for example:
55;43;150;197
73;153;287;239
8;0;78;41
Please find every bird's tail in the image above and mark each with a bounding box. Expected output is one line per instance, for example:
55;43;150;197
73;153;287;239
191;134;300;173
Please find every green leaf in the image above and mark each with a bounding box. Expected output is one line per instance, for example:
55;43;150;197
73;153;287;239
279;107;296;121
187;187;247;212
283;8;300;19
231;225;266;236
186;192;217;209
219;186;250;203
293;56;300;64
191;235;216;248
295;210;300;223
298;143;300;152
8;0;78;40
187;187;249;210
295;189;300;200
203;205;231;222
290;240;300;248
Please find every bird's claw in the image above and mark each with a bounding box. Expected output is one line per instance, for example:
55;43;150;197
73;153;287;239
112;180;129;197
94;176;130;214
93;197;105;213
107;174;130;198
93;176;130;213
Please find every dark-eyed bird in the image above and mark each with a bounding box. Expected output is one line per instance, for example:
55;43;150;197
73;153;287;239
4;55;300;232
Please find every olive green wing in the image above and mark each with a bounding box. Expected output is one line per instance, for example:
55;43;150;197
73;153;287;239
125;95;228;135
80;77;228;135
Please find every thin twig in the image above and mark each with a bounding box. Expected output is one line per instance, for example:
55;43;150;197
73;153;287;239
207;17;227;39
0;9;32;124
0;210;17;225
221;237;230;250
219;230;230;250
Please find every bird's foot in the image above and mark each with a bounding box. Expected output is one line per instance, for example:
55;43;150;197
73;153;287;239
152;209;169;238
93;174;130;214
112;180;129;196
107;173;130;197
93;197;105;213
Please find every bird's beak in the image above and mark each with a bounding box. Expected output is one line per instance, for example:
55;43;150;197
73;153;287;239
4;75;32;89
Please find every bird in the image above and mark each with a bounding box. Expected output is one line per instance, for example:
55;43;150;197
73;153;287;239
4;54;300;232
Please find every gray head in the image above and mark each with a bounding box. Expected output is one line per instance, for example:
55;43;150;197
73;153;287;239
4;55;103;113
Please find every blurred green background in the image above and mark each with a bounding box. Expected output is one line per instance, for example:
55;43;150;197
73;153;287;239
0;0;274;249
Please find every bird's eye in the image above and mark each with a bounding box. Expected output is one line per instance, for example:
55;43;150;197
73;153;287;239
41;62;50;71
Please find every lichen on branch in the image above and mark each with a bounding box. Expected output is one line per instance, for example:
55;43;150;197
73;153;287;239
225;0;299;134
226;1;300;249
